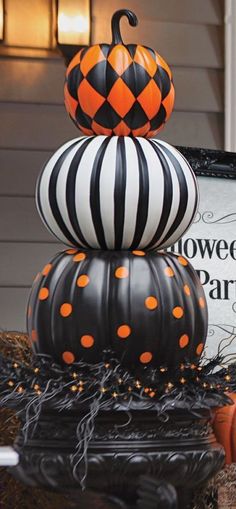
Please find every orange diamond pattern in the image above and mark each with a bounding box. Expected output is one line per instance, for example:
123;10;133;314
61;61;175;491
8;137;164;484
78;79;105;118
107;45;133;74
134;45;157;77
137;80;162;120
80;46;106;77
107;78;135;117
163;84;175;121
113;121;131;136
155;51;172;80
91;120;112;136
64;83;77;118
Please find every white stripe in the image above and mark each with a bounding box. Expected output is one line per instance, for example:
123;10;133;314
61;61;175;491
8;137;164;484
122;137;140;249
56;140;88;247
152;141;180;248
99;137;118;249
75;136;107;247
136;138;164;249
156;141;198;249
36;138;82;246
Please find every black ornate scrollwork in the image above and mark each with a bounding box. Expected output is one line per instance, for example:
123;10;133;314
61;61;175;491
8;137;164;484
92;421;213;441
176;146;236;179
201;211;236;224
190;209;236;225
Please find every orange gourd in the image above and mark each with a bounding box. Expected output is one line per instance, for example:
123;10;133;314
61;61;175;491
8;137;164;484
213;393;236;464
64;10;175;138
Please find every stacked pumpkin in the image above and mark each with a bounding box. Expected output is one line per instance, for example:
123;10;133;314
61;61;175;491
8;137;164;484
27;10;208;371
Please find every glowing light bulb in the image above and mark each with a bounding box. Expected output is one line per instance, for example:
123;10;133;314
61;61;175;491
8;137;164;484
57;1;90;46
58;13;89;34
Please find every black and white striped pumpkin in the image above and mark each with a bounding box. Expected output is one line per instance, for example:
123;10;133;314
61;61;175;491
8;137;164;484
27;249;207;368
36;136;198;250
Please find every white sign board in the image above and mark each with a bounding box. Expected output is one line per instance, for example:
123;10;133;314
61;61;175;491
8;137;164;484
169;176;236;361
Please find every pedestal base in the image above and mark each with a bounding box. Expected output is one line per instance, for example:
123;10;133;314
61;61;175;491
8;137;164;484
9;406;225;508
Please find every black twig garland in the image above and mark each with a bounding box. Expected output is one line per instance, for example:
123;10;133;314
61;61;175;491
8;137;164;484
0;347;235;414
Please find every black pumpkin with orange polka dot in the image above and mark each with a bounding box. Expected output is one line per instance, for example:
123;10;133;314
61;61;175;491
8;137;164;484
27;249;207;368
64;10;175;138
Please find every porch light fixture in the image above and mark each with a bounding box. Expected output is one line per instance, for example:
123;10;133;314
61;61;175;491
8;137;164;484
56;0;91;65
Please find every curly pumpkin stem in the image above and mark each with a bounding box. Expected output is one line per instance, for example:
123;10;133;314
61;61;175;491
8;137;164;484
111;9;138;45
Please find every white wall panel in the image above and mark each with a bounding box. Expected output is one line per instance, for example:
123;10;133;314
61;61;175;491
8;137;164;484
93;19;224;69
92;0;224;25
0;288;29;332
0;242;64;286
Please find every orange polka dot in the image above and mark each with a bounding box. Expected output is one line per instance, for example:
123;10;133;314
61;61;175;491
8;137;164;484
28;306;32;318
38;287;49;301
164;267;174;277
132;250;145;256
196;343;204;356
60;303;73;317
179;334;189;348
199;297;205;308
81;335;94;348
172;306;184;319
140;352;153;364
66;249;78;254
73;252;86;262
42;263;52;276
115;266;129;279
117;324;131;338
178;256;188;266
77;274;90;287
31;329;37;342
62;351;75;364
184;285;191;296
42;264;52;276
145;296;158;310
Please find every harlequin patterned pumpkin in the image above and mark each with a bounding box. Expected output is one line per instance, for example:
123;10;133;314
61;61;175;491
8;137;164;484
213;393;236;464
36;136;198;250
27;250;207;368
64;9;175;137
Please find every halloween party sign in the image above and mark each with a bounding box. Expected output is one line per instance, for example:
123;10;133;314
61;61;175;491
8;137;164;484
168;176;236;360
